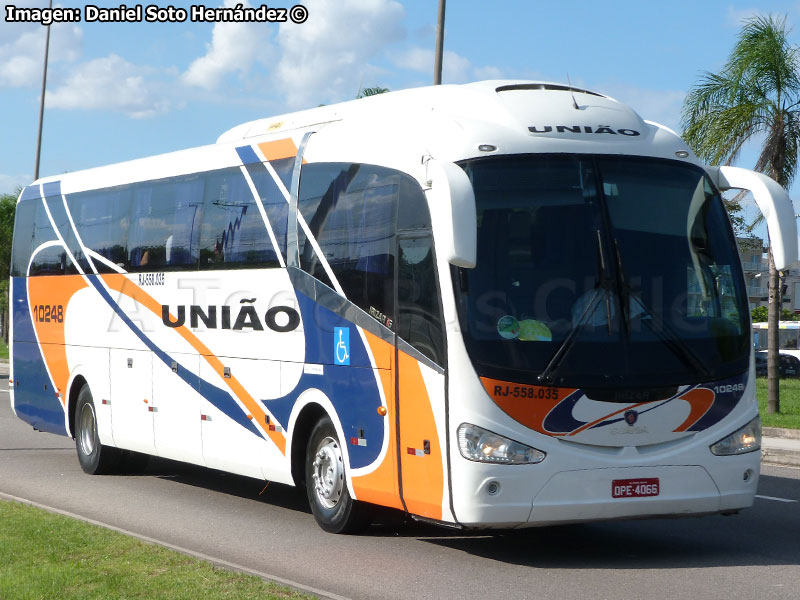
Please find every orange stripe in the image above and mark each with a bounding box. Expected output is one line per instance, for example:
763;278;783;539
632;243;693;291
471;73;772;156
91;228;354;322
257;139;298;161
481;377;577;436
100;274;286;454
28;275;89;406
673;387;715;432
350;331;402;509
398;351;443;520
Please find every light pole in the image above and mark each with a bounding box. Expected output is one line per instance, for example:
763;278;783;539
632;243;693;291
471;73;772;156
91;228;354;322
433;0;445;85
33;0;53;181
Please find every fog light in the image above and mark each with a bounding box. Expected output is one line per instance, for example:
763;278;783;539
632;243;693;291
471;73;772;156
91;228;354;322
710;416;761;456
457;423;545;464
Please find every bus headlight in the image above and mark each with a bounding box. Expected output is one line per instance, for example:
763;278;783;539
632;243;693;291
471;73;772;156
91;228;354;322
457;423;545;464
710;416;761;456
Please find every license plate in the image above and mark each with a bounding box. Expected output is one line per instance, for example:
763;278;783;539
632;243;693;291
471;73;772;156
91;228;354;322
612;478;660;498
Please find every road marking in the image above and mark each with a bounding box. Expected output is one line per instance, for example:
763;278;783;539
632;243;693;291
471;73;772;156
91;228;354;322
0;491;353;600
755;494;798;503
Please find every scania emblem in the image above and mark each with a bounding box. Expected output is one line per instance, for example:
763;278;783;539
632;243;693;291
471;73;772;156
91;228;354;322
624;410;638;426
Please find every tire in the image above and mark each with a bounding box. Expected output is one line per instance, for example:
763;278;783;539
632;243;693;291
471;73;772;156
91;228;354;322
305;417;370;534
74;384;120;475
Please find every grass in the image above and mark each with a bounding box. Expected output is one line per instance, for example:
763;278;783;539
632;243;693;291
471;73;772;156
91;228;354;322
0;337;7;359
756;377;800;429
0;501;312;600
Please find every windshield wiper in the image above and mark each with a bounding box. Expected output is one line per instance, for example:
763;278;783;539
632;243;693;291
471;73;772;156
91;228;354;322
538;231;613;384
613;239;712;379
628;293;712;379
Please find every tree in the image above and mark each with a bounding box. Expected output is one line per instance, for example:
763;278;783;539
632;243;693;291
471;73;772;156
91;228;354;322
682;14;800;414
752;305;769;322
356;86;389;99
0;190;18;344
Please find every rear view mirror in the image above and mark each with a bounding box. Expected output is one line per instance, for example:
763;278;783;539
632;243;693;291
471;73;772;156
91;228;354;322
424;160;477;268
708;166;798;270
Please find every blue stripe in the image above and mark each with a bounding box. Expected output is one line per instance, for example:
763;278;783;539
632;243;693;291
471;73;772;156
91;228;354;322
262;291;384;469
11;278;67;435
85;275;263;439
20;185;39;201
42;181;61;198
235;145;260;165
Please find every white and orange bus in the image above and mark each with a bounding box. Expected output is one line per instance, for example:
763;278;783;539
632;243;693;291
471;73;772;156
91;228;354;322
9;81;797;532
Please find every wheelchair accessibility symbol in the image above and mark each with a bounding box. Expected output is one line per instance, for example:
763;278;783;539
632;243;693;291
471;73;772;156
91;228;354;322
334;327;350;365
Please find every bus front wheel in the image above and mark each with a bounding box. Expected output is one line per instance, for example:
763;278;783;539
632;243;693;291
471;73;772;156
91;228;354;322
74;384;120;475
305;417;369;533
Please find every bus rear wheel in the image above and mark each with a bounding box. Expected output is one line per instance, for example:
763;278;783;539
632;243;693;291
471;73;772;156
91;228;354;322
74;384;120;475
305;417;369;533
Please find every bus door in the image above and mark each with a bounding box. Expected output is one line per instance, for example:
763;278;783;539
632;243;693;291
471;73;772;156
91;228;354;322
109;348;156;455
395;233;447;520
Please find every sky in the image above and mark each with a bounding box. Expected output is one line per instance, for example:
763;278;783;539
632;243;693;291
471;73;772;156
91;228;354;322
2;0;800;227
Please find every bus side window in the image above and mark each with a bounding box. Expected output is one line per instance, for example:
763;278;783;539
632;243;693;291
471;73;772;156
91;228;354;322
10;199;40;277
128;176;203;271
397;236;444;365
69;187;132;273
297;162;397;326
13;198;65;277
395;176;444;365
199;167;281;269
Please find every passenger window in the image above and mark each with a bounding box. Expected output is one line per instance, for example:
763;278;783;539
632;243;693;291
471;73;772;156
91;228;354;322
12;198;62;277
128;176;204;271
46;195;89;274
297;163;398;326
397;236;444;365
269;156;295;191
199;168;281;269
397;176;432;230
68;186;132;272
11;199;39;277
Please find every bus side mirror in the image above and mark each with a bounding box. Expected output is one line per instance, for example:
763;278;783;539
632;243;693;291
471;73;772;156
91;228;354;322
425;160;477;268
708;166;798;270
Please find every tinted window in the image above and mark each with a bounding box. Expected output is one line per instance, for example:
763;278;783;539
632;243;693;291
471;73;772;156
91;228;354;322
68;186;132;272
239;162;288;264
199;168;281;269
128;176;204;271
298;163;398;324
398;235;444;364
455;154;749;388
45;195;89;274
397;176;432;230
11;198;62;277
270;157;295;191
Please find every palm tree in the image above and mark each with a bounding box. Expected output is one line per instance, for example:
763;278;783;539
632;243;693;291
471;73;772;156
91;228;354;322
682;14;800;414
357;86;389;99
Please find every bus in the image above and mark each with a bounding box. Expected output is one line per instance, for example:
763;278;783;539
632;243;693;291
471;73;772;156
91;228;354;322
9;81;798;533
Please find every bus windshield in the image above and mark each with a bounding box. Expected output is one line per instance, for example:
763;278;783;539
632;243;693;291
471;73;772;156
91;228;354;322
454;154;749;389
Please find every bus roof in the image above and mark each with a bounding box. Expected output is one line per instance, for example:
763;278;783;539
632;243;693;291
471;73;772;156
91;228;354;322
217;80;695;165
24;80;699;196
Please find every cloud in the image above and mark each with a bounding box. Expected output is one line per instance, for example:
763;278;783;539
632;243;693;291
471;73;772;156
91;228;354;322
182;0;277;90
0;173;31;196
597;84;686;132
726;6;764;27
275;0;407;108
47;55;171;118
0;11;82;87
393;46;503;84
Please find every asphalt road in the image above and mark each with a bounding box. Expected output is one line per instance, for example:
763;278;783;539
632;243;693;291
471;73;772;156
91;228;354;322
1;370;799;600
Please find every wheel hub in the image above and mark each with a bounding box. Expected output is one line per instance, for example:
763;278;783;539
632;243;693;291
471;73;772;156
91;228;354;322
312;436;344;509
78;402;97;456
